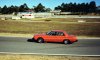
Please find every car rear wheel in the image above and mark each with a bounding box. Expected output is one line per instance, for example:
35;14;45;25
37;38;44;43
63;40;70;45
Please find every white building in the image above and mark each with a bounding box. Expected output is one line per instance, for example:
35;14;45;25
18;12;35;18
34;12;52;18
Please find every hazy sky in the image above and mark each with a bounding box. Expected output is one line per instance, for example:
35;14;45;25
0;0;100;9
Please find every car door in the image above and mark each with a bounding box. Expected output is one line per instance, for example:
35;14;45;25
45;31;57;42
55;32;66;42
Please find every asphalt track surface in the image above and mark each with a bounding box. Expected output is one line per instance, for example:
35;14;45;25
0;36;100;56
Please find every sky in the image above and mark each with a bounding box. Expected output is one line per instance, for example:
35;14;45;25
0;0;100;9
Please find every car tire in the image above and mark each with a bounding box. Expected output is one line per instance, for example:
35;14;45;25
75;40;78;42
63;40;70;45
37;38;44;43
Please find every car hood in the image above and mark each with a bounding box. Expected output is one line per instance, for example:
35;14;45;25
69;35;77;39
69;35;76;37
69;35;75;37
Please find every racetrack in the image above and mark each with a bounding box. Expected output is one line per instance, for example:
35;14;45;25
0;36;100;56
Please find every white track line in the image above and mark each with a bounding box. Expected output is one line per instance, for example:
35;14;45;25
0;52;100;57
78;38;100;39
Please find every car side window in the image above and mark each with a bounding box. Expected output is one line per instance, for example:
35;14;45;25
56;32;64;36
47;31;56;36
51;31;56;35
47;31;64;36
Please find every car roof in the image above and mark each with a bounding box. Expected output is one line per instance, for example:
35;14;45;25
51;30;66;32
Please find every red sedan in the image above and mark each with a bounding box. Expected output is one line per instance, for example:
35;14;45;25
33;30;78;44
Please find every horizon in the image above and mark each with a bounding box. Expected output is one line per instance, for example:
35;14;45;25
0;0;100;10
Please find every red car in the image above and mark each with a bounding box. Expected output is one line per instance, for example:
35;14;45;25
33;30;78;44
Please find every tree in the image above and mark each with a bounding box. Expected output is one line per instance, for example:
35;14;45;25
45;8;51;12
80;3;86;12
71;3;77;12
85;3;89;13
61;3;68;12
0;7;1;13
54;1;97;13
19;5;24;12
23;3;29;10
89;1;96;12
14;6;19;12
19;3;29;12
1;5;8;14
34;3;45;12
7;5;15;14
55;5;62;10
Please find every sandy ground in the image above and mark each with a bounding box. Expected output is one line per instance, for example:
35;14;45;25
0;54;100;60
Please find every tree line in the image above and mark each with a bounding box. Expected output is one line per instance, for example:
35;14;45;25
0;1;100;14
0;3;29;14
55;1;99;14
0;3;51;14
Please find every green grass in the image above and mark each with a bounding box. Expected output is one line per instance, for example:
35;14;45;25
0;19;100;36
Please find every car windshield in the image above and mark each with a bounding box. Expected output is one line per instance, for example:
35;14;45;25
46;31;51;35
